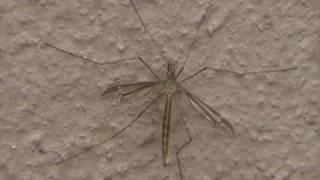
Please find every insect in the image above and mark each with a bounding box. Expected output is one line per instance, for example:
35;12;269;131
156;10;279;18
45;0;297;179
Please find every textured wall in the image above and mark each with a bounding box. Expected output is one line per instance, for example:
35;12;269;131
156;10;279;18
0;0;319;180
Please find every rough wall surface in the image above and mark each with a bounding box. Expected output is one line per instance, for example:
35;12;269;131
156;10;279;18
0;0;319;180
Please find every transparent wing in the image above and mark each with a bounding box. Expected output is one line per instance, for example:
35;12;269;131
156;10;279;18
181;87;235;136
102;81;161;99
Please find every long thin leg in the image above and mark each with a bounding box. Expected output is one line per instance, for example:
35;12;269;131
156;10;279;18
170;0;186;27
44;42;161;81
54;93;164;165
130;0;169;63
179;67;207;84
207;66;298;76
179;66;298;84
176;0;215;79
176;117;193;180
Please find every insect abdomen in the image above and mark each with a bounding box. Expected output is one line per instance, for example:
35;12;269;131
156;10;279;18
162;92;173;165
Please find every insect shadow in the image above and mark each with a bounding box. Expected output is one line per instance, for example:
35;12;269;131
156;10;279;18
45;0;297;179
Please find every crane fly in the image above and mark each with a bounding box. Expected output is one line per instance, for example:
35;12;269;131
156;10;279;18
44;0;297;179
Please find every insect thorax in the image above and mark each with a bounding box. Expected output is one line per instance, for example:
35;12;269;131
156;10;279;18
165;78;177;94
165;63;178;93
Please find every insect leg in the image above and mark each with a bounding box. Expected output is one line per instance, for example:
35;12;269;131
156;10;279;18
44;42;161;80
130;0;169;63
176;0;215;79
179;67;207;83
179;66;298;84
53;93;164;165
206;66;298;76
176;117;193;180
